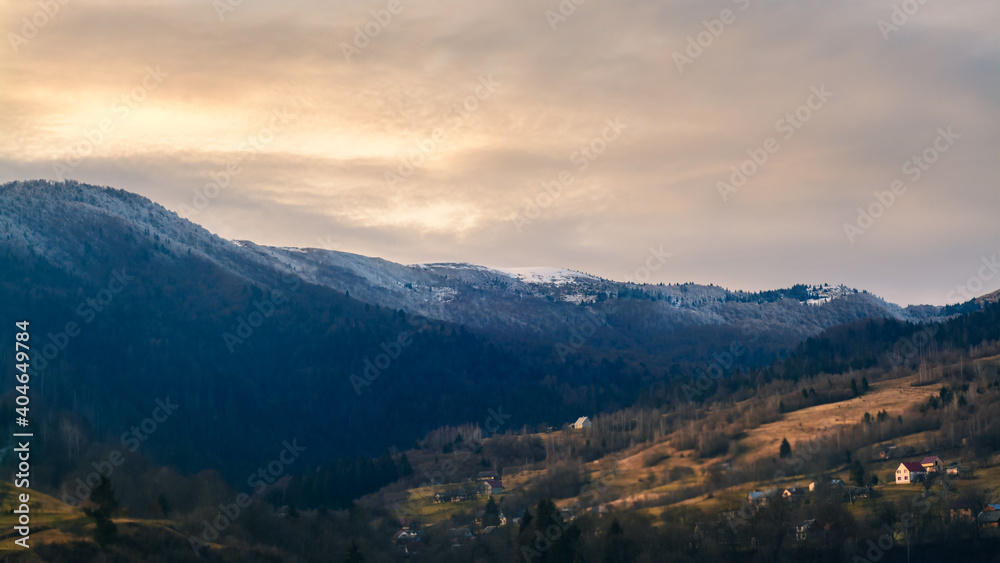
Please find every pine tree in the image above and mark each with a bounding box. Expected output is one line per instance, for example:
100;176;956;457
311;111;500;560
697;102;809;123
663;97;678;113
484;496;500;526
603;519;632;563
157;493;171;516
779;438;792;459
85;476;119;547
519;509;534;534
850;461;866;486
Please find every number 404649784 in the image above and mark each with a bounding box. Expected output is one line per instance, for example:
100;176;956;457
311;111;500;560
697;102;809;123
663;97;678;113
14;321;30;423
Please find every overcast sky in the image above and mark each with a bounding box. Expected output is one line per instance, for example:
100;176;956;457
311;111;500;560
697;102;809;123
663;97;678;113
2;0;997;305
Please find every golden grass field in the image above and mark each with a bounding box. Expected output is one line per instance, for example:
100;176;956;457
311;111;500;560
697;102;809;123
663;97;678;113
739;374;937;465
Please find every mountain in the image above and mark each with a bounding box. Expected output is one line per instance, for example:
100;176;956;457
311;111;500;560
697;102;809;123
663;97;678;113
0;180;979;481
235;239;947;342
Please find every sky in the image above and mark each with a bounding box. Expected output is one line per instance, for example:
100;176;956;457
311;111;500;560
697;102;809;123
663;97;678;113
1;0;997;306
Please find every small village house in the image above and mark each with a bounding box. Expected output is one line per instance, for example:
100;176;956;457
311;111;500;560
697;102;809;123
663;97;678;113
949;500;975;522
572;416;592;429
979;507;1000;529
747;489;779;507
783;487;806;499
808;479;844;492
479;479;503;496
878;444;898;460
921;456;944;473
796;519;820;542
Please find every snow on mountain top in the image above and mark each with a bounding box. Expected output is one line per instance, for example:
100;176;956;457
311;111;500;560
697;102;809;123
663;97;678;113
416;262;494;272
492;267;597;285
802;284;858;305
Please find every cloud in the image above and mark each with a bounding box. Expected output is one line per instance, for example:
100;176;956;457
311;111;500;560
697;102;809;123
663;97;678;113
1;0;997;305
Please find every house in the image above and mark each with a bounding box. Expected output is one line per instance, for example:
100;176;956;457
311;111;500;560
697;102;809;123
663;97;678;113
476;471;500;481
978;510;1000;529
808;479;844;492
572;416;592;429
949;500;975;522
850;486;876;499
392;529;420;545
895;462;926;484
479;479;503;496
433;492;450;503
878;444;898;460
511;509;526;526
921;456;944;473
747;489;779;507
796;519;819;541
783;487;806;499
589;504;608;517
451;491;469;502
448;527;475;548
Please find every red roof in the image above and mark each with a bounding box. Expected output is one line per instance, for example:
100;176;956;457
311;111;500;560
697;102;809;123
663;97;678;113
901;462;925;472
486;479;503;487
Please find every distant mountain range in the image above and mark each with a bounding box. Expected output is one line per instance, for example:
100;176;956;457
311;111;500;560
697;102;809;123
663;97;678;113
0;180;984;477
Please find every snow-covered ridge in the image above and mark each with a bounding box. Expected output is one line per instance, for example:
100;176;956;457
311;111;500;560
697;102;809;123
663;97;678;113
804;284;858;306
491;267;598;286
414;263;599;286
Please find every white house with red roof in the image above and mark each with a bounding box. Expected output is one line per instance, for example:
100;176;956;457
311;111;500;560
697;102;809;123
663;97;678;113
895;462;926;484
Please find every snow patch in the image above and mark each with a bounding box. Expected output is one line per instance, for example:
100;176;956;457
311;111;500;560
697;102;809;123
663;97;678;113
493;267;596;286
